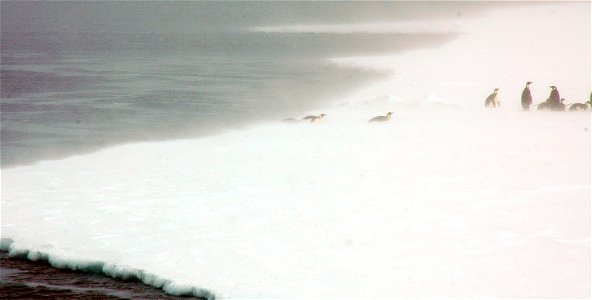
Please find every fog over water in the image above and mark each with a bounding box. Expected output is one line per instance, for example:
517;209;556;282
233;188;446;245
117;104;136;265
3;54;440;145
1;2;501;33
0;1;495;167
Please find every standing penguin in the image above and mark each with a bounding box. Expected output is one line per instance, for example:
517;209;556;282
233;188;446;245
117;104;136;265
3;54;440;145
547;86;560;109
485;88;500;108
521;81;533;111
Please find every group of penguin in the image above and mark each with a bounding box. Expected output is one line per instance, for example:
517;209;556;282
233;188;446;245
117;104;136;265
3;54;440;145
283;112;394;123
285;83;589;124
485;82;592;111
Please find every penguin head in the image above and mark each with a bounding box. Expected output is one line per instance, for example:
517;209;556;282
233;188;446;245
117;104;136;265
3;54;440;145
387;112;393;117
494;88;499;92
320;113;326;118
526;81;533;86
549;86;557;90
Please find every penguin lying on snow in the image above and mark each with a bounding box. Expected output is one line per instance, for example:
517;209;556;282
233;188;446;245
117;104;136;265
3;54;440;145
569;100;592;111
538;97;566;111
537;101;551;111
301;113;326;123
369;112;393;122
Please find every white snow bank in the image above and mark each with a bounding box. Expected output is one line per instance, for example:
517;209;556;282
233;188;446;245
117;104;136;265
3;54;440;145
251;20;462;34
2;107;590;299
0;238;214;299
327;3;590;110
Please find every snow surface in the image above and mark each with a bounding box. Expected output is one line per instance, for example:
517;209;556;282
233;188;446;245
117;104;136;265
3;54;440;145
2;107;590;299
328;3;590;109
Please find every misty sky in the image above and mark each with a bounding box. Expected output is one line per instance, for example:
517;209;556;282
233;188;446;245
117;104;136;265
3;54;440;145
2;1;517;34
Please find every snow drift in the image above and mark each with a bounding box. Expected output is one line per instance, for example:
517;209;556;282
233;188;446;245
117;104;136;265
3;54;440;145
2;107;590;299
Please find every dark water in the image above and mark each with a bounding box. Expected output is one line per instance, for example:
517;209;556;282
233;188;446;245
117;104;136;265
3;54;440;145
0;1;468;168
0;252;202;299
0;30;456;168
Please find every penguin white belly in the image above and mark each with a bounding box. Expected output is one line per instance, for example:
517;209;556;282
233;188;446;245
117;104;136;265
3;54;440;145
493;94;500;107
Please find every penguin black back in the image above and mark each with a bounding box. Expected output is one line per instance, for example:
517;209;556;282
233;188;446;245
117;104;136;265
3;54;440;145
521;81;533;111
301;113;326;123
369;112;393;122
548;86;560;106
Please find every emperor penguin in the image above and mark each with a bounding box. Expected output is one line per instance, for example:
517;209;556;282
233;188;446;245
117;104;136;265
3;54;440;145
521;81;533;111
537;101;551;111
485;88;500;108
569;100;592;111
301;113;326;123
369;112;394;122
571;92;592;111
547;86;560;108
557;98;567;111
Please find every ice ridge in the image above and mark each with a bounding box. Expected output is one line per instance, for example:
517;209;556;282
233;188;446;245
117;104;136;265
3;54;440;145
0;238;215;300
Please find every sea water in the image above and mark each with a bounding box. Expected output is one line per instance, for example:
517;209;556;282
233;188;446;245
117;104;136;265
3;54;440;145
0;1;465;168
0;30;388;167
